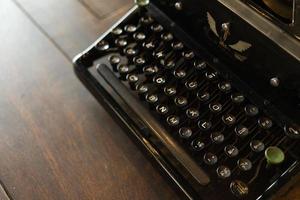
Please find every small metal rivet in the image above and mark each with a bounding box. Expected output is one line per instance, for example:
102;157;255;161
221;23;230;31
264;100;270;106
174;2;183;10
270;77;280;87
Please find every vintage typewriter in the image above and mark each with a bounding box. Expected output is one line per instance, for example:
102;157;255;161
73;0;300;199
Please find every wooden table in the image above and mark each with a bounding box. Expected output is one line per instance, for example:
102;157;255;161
0;0;299;199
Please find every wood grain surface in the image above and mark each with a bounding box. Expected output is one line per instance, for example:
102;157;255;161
0;0;178;199
0;0;299;199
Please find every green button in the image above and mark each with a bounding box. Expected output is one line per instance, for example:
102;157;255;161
265;146;285;165
135;0;150;6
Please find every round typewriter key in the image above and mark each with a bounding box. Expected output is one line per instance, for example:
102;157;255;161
230;180;249;198
186;108;199;120
284;124;300;139
96;40;110;51
115;38;128;47
146;94;159;104
258;117;273;129
124;24;137;33
237;158;252;171
194;60;207;70
111;27;123;35
109;55;121;65
156;104;169;115
265;146;285;165
153;50;165;59
166;60;176;69
151;24;164;32
174;96;188;107
205;71;218;81
185;81;198;90
166;115;180;126
222;114;236;126
133;56;146;66
160;59;175;70
218;81;232;92
203;152;218;165
127;74;139;82
136;84;149;96
161;32;174;42
143;65;158;76
209;102;222;113
159;58;167;66
182;50;195;60
109;55;121;72
118;64;129;73
133;32;146;41
231;93;245;103
164;86;177;96
198;120;212;131
250;140;265;152
153;75;166;86
216;166;231;179
127;74;139;89
235;125;249;137
179;127;193;139
191;138;205;151
140;16;154;25
118;64;130;80
197;91;210;102
173;69;187;79
171;41;184;50
210;132;225;144
245;105;259;116
224;145;239;158
124;47;138;56
143;41;156;50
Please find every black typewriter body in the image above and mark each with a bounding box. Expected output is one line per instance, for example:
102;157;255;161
73;0;300;199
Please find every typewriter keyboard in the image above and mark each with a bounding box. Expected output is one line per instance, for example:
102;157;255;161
91;11;300;199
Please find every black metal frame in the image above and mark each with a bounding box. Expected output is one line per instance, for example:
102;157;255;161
243;0;300;39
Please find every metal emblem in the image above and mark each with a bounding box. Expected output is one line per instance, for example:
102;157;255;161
207;12;252;61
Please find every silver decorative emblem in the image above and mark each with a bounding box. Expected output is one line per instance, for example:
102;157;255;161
207;12;252;61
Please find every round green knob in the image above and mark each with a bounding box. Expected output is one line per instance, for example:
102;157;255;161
265;146;285;165
135;0;150;6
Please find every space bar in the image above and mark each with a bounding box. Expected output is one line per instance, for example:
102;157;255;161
97;64;210;186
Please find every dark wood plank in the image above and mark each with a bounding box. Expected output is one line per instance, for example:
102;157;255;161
79;0;132;19
3;0;300;199
0;0;179;199
15;0;133;59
